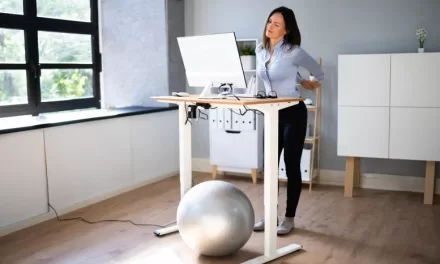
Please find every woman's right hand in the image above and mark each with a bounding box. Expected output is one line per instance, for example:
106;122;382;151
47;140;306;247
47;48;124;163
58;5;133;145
299;79;312;89
300;79;320;89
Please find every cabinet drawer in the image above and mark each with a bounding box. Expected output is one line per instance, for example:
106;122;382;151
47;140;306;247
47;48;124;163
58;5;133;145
209;129;260;168
391;53;440;107
337;106;389;158
389;107;440;161
338;54;391;107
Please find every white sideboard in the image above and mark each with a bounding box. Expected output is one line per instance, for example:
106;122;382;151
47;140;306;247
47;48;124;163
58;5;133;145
337;52;440;204
0;110;179;236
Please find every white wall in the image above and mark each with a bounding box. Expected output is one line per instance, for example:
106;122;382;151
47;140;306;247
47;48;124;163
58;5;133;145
0;110;179;236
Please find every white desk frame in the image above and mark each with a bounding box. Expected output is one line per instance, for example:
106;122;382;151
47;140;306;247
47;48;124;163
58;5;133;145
151;96;303;264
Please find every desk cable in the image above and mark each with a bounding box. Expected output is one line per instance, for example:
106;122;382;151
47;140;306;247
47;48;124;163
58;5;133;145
47;180;196;228
226;93;265;116
184;102;212;125
183;91;276;125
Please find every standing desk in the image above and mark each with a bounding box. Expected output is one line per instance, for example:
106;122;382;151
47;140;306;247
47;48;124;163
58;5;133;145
151;94;304;264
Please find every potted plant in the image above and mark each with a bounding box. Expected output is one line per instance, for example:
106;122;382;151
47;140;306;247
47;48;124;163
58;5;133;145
239;45;256;71
416;28;427;52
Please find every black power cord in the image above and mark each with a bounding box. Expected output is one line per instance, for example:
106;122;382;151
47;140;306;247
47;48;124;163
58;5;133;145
198;109;208;120
48;203;176;228
185;102;215;125
227;93;265;116
47;180;196;228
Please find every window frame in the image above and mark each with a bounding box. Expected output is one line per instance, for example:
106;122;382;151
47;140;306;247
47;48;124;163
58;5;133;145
0;0;101;118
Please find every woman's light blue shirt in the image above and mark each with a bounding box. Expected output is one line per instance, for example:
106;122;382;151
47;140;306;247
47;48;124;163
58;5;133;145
255;40;324;98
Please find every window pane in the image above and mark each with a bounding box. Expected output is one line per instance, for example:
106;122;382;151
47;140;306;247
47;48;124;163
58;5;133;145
40;69;93;102
36;0;90;22
0;28;25;63
0;70;28;106
38;31;92;63
0;0;23;15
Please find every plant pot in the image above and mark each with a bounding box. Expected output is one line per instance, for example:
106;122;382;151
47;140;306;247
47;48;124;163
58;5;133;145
240;55;255;71
418;48;424;53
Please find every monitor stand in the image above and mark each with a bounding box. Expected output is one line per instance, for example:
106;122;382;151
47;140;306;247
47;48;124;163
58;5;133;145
225;75;257;98
198;81;227;99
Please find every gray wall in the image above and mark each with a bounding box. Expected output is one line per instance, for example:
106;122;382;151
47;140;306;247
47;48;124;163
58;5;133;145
101;0;171;107
167;0;186;95
184;0;440;177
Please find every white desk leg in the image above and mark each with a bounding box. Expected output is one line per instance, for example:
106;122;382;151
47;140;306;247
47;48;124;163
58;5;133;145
263;106;279;256
241;105;302;264
154;103;192;236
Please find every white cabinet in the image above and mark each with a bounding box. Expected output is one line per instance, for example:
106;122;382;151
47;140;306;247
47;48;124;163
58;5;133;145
338;54;390;107
389;107;440;161
130;113;179;185
390;53;440;107
0;110;180;235
337;106;390;159
338;52;440;203
43;111;179;211
0;130;48;228
337;52;440;162
44;118;133;210
209;108;264;173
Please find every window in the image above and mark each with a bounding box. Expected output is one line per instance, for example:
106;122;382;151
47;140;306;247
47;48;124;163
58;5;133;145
0;0;101;118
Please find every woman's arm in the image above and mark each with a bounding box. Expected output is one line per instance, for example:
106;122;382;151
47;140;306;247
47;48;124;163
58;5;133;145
291;46;324;83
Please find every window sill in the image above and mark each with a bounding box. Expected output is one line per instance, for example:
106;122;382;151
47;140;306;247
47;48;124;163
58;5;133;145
0;105;178;135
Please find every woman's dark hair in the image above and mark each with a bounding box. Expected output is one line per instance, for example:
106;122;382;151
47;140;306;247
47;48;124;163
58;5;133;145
262;6;301;51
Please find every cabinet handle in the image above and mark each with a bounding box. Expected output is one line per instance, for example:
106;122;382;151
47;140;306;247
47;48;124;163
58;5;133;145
225;130;241;134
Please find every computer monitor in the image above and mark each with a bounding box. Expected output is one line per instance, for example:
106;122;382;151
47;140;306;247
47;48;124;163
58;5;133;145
177;32;248;98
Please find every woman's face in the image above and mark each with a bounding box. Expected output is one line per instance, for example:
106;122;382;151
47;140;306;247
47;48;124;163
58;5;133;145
265;12;287;40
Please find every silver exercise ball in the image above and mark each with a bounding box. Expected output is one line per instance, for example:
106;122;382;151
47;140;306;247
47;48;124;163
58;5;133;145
176;180;255;257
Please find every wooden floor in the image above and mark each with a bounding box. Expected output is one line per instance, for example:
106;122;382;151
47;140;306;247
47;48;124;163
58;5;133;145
1;172;440;264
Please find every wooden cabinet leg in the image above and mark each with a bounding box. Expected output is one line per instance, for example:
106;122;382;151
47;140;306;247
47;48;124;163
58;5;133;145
354;157;360;188
251;168;257;184
345;157;360;197
212;165;217;179
424;161;436;205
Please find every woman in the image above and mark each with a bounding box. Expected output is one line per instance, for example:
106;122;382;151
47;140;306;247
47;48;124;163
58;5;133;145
253;6;324;235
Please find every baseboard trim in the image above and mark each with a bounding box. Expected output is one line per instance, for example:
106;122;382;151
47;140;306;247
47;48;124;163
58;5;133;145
0;171;177;238
192;158;440;195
